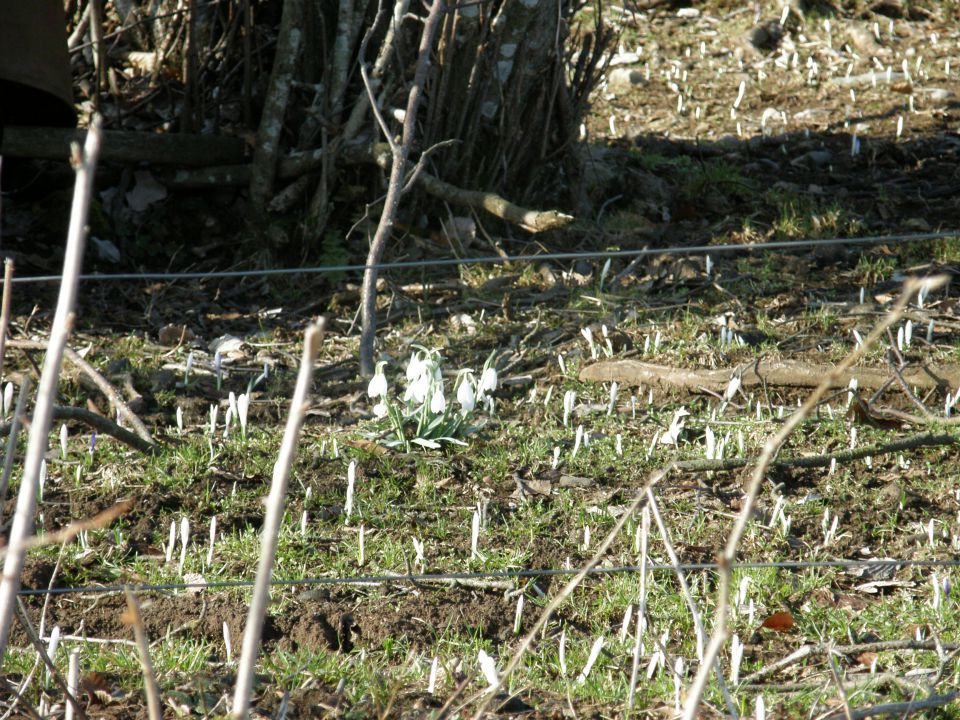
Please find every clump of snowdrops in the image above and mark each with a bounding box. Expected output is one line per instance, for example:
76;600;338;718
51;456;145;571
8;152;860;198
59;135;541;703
366;347;498;450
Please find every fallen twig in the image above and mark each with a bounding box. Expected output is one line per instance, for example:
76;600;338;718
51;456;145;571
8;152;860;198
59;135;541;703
8;339;156;447
743;639;960;685
0;405;157;455
672;431;957;473
579;357;960;395
822;692;959;719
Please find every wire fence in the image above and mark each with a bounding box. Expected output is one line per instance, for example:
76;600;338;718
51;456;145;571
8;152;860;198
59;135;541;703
18;557;960;597
10;230;959;284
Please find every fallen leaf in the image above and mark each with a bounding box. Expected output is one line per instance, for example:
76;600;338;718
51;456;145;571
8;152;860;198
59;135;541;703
759;611;795;632
856;651;878;666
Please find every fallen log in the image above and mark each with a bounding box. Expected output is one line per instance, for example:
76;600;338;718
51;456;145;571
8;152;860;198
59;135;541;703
579;358;960;394
0;125;247;167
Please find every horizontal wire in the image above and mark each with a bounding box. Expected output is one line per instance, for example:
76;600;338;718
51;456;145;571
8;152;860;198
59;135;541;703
18;557;960;597
11;230;958;285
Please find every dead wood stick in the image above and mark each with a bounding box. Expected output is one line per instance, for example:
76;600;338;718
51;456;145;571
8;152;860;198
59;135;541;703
672;431;957;473
358;0;446;377
744;639;960;685
0;126;246;166
8;339;155;447
823;692;960;720
0;258;14;381
123;589;163;720
580;358;960;394
0;406;157;455
0;499;133;562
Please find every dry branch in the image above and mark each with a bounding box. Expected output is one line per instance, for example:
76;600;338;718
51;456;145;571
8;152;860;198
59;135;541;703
672;431;957;473
232;319;324;719
0;499;134;562
0;118;103;664
0;126;246;166
580;358;960;394
8;340;156;447
358;0;446;377
123;589;162;720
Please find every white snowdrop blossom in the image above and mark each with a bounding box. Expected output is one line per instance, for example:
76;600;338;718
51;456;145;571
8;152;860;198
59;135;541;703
403;353;433;404
367;362;388;399
430;388;447;414
478;366;498;397
373;401;388;419
457;373;477;412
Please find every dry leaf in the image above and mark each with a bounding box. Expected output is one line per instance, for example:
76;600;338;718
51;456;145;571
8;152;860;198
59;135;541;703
759;611;795;632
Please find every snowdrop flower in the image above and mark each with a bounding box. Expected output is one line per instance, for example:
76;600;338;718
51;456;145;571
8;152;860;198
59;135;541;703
372;401;388;419
430;388;447;414
404;353;433;404
367;361;388;399
457;373;477;413
478;366;498;397
237;393;249;439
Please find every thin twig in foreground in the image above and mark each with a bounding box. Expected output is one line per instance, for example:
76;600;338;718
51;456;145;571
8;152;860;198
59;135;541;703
0;117;103;664
123;589;162;720
681;276;948;720
232;318;325;720
0;258;14;381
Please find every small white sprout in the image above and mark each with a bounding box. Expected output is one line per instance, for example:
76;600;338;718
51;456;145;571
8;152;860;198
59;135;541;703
581;326;597;359
558;629;567;674
207;516;217;567
2;382;12;419
563;390;576;427
357;524;365;566
756;695;766;720
178;517;190;574
513;595;524;635
557;353;567;374
471;508;481;559
237;393;250;439
552;446;561;469
165;520;177;563
428;656;439;694
478;649;499;689
607;382;618;416
176;406;183;435
673;657;685;712
729;634;744;683
615;434;623;456
572;424;584;459
209;404;218;436
345;461;356;522
223;622;232;663
59;424;68;460
577;636;605;684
